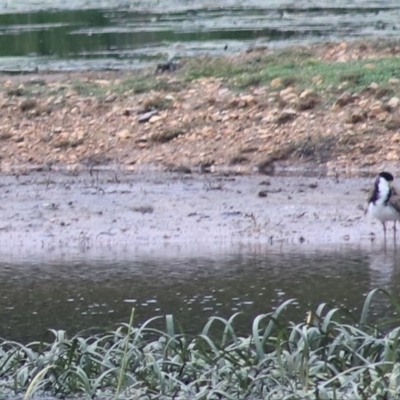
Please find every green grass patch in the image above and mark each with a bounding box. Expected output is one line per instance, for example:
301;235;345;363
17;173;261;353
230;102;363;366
4;51;400;100
113;74;186;95
70;80;107;97
1;289;400;399
180;51;400;94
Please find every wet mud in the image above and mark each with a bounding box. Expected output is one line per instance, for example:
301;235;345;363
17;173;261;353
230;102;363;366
0;170;385;258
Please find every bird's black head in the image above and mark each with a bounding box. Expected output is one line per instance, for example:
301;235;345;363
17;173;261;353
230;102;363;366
378;172;394;182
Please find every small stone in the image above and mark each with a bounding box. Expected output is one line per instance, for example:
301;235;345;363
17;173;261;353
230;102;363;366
368;82;379;90
369;101;384;117
125;158;136;165
240;146;259;154
229;155;249;165
332;92;354;109
13;135;24;143
123;106;142;116
20;98;37;112
131;205;154;214
276;109;297;124
0;132;12;140
280;87;295;99
150;128;184;143
138;110;158;123
385;116;400;130
258;190;268;198
149;115;162;123
389;78;400;85
116;129;131;139
104;94;117;103
387;97;400;109
345;109;367;124
386;151;399;161
167;165;192;174
299;89;312;99
54;96;64;105
375;112;389;121
165;94;175;101
240;95;256;106
392;133;400;143
297;91;319;111
228;98;239;108
270;78;283;88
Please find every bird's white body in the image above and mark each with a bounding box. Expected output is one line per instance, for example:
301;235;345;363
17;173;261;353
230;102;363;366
367;175;400;224
368;200;399;222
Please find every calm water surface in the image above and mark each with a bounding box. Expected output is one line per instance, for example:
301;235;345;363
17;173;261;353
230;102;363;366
1;244;399;342
0;1;399;71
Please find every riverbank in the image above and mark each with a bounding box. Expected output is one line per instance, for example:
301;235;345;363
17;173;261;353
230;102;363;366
0;39;400;251
0;39;400;176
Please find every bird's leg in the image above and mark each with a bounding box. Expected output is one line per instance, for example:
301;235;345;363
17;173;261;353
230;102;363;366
394;221;397;232
383;222;387;237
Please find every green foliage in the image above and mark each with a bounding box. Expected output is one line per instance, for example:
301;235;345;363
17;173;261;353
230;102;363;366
1;289;400;399
6;51;400;101
181;51;400;93
70;80;106;97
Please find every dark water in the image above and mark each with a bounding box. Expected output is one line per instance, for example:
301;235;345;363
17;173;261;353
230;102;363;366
0;1;400;72
1;245;399;343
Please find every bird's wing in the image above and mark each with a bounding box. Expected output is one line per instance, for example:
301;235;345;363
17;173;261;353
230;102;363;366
364;191;371;215
366;186;374;203
365;185;376;215
389;186;400;214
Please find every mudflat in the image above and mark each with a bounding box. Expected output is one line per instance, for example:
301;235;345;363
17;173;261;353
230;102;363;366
0;170;385;257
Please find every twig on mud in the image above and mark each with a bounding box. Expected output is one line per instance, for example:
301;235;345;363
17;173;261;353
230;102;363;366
45;172;52;191
203;178;224;191
78;231;91;251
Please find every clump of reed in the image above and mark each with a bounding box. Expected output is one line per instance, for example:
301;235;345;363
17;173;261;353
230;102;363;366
1;289;400;399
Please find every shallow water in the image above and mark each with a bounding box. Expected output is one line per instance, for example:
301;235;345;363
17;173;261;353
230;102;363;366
1;244;399;342
0;0;399;71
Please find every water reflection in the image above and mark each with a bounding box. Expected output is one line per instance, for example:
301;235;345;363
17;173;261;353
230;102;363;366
0;1;399;71
0;245;398;342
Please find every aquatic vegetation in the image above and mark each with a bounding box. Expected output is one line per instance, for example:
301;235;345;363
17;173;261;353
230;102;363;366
1;289;400;399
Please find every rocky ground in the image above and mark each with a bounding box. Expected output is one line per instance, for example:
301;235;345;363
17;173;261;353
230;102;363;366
1;39;400;176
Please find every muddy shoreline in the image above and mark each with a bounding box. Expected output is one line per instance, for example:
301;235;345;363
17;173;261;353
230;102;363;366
1;39;400;254
0;169;388;257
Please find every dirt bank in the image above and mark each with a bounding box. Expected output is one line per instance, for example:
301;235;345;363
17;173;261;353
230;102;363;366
1;39;400;176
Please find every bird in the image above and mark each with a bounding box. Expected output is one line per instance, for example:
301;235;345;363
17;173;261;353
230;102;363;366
366;171;400;235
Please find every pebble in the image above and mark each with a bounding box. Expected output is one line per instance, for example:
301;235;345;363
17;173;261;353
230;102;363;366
138;110;158;123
